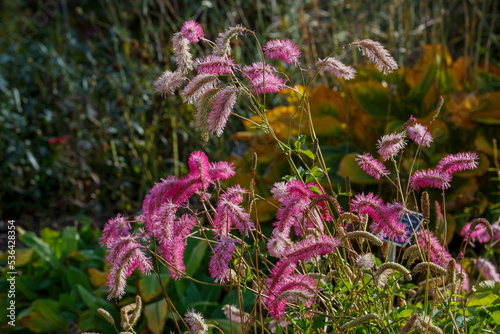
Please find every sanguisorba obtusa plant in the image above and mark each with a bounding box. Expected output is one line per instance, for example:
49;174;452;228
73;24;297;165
96;20;500;333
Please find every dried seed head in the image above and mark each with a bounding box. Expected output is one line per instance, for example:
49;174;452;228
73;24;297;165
252;152;258;170
345;176;351;194
447;259;456;286
407;250;422;265
398;313;418;334
356;253;376;270
129;295;142;327
221;304;250;323
406;289;417;297
342;231;383;246
120;303;136;330
432;96;444;121
98;308;115;325
382;241;390;256
413;262;447;276
402;244;420;261
355;39;398;74
340;313;381;330
376;262;412;281
468;218;493;240
312;138;319;159
421;192;430;222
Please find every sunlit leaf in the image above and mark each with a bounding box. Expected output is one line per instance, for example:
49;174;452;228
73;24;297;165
144;299;168;334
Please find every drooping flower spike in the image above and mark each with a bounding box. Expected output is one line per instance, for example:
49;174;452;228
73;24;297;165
213;25;246;57
173;33;193;73
409;169;452;191
155;70;186;97
209;236;237;284
316;57;356;80
194;55;236;75
207;85;240;137
355;39;398;74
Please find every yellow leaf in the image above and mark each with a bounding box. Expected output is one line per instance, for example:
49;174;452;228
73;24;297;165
87;267;108;287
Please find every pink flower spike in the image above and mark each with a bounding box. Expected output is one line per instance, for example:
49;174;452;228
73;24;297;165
194;55;236;75
100;214;131;248
316;57;356;80
208;85;239;136
409;169;452;191
436;152;479;174
209;236;237;284
181;20;204;43
181;73;218;104
474;258;500;282
106;236;152;300
282;234;341;265
213;25;246;57
184;308;208;334
248;74;285;94
263;39;301;65
414;230;452;268
209;161;235;180
408;123;433;147
377;132;407;161
155;70;186;97
242;62;277;80
188;151;211;187
173;32;193;73
355;152;390;179
266;274;316;319
356;39;398;74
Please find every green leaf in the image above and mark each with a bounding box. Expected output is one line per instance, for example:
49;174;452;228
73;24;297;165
185;240;208;277
351;81;392;119
67;266;91;291
138;273;170;302
19;231;58;267
32;300;66;330
300;149;315;160
215;318;244;334
61;227;79;259
144;299;168;334
19;311;61;333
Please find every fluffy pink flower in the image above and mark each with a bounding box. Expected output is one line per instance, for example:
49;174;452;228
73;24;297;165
265;274;316;319
272;180;313;236
409;169;452;191
377;132;407;161
184;308;208;334
100;214;131;248
208;161;235;180
106;236;152;300
209;236;237;283
213;185;254;237
474;258;500;282
248;74;285;94
242;62;277;79
351;193;407;241
181;73;218;104
414;230;452;268
181;20;204;43
436;152;479;174
435;201;444;222
267;233;291;258
263;39;301;65
173;33;193;73
316;57;356;80
194;55;236;74
408;123;433;147
461;219;500;244
155;70;186;96
356;39;398;74
282;234;341;264
207;85;239;136
188;151;211;188
356;152;390;179
213;25;245;57
161;214;197;280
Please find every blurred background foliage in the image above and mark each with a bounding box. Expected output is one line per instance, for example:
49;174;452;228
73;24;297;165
0;0;499;332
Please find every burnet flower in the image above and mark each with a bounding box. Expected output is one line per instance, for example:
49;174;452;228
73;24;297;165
265;274;316;319
355;39;398;74
209;236;237;283
436;152;479;174
194;55;236;75
100;214;132;248
184;308;208;334
172;32;193;73
213;185;254;237
263;39;301;65
154;70;186;97
351;193;407;242
377;132;407;161
207;85;240;137
316;57;356;80
413;230;452;268
181;20;204;43
474;258;500;282
407;123;433;147
106;236;152;300
409;169;452;191
355;152;390;179
213;25;245;57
